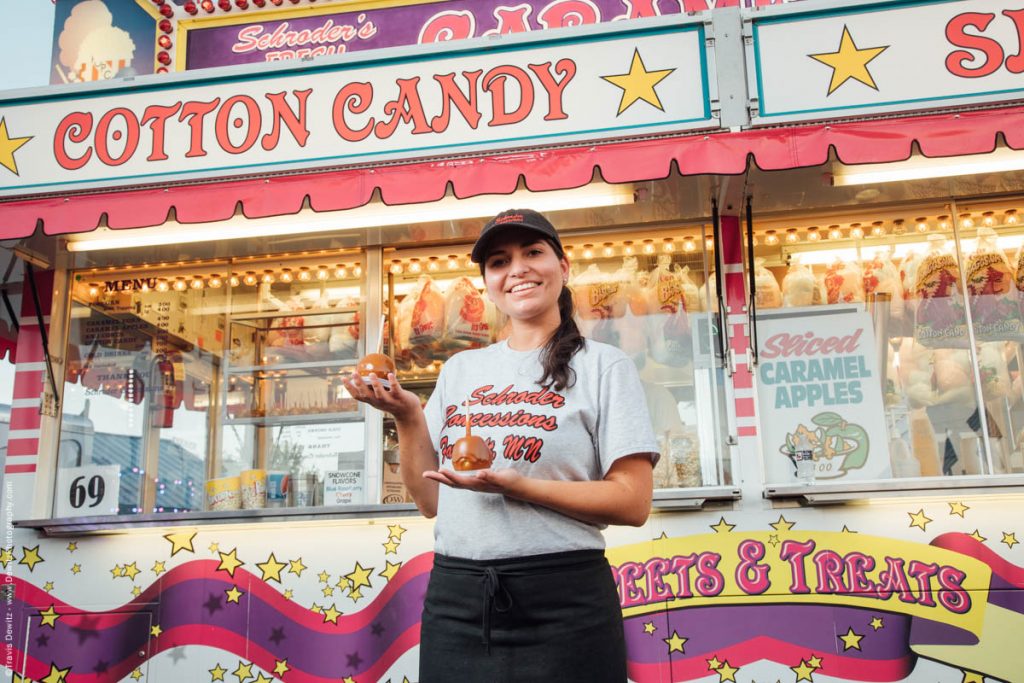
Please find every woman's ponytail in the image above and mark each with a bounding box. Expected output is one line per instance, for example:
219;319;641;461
537;284;585;391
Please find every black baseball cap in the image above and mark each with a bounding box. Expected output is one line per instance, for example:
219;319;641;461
471;208;563;263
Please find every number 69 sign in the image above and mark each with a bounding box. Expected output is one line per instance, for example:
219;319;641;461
55;465;121;518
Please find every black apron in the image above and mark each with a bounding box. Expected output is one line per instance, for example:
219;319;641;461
419;549;627;683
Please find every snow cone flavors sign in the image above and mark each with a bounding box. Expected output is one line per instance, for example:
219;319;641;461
756;307;889;482
0;20;711;197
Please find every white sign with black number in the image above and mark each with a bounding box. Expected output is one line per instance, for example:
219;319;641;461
55;465;121;518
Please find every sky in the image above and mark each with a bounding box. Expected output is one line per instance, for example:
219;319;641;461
0;0;56;93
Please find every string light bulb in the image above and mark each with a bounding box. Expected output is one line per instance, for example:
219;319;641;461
208;274;223;288
937;215;951;231
982;211;996;227
807;226;821;241
662;238;675;253
849;223;864;239
893;219;906;235
915;217;929;233
279;268;293;283
447;255;459;270
88;283;100;297
156;279;170;292
243;271;258;286
390;260;403;275
261;270;275;284
427;257;440;272
229;273;240;287
828;224;842;240
642;239;655;254
959;213;974;229
353;264;363;277
785;228;799;243
297;266;312;281
682;236;696;252
334;264;348;279
871;221;886;237
622;241;634;256
765;230;779;245
602;243;615;258
316;265;329;281
1006;209;1019;225
582;244;595;259
190;276;204;289
408;258;422;274
173;277;188;292
705;235;715;250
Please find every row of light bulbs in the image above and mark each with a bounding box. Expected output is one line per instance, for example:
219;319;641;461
760;210;1019;246
85;264;364;297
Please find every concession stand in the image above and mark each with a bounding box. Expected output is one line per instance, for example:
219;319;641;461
1;0;1023;681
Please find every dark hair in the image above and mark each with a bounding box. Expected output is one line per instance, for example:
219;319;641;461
480;237;585;391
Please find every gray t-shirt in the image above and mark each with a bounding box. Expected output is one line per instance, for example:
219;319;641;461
423;339;659;560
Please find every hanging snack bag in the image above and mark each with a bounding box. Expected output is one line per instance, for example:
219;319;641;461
753;258;783;309
863;249;905;321
408;275;445;346
965;227;1024;342
914;235;968;348
645;255;691;366
782;259;818;307
443;276;491;349
699;272;719;312
612;257;647;362
391;293;415;370
328;296;360;357
896;337;938;408
824;259;865;304
978;342;1012;401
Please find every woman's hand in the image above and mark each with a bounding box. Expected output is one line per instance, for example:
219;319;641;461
342;372;421;420
423;467;523;495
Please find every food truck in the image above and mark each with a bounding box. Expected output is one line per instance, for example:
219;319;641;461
1;0;1023;680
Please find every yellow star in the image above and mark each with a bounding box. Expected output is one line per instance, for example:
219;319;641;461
131;586;142;597
841;525;857;533
122;562;141;580
346;562;373;591
1001;531;1019;549
710;517;735;533
252;674;273;683
41;663;71;683
322;603;342;624
209;663;227;681
150;624;162;638
383;538;400;554
288;558;307;576
770;515;795;531
767;534;781;547
908;509;932;531
38;605;61;628
838;626;864;650
348;587;364;603
663;630;687;654
969;529;987;543
231;661;253;681
379;560;403;583
256;553;287;583
0;118;32;175
111;564;124;579
961;671;985;683
870;617;884;630
809;26;888;95
217;549;245;577
336;576;351;590
164;531;196;556
0;548;14;567
949;501;970;517
130;669;143;680
310;602;323;614
808;655;823;668
151;560;166;576
706;656;722;670
66;542;78;553
387;524;407;541
791;659;816;682
70;563;81;575
208;542;220;553
601;49;675;115
318;570;331;584
19;546;44;571
342;678;356;683
643;622;656;635
716;661;738;682
273;659;290;677
225;585;244;604
283;589;294;600
322;586;335;598
43;581;54;592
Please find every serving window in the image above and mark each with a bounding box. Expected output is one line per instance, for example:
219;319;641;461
749;157;1024;490
57;252;366;517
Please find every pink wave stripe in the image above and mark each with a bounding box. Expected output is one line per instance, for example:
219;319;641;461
627;635;915;683
15;551;434;633
931;533;1024;588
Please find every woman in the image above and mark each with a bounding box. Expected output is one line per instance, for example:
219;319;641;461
344;208;658;682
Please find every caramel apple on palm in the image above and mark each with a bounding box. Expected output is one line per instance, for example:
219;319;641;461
356;316;396;387
452;409;493;471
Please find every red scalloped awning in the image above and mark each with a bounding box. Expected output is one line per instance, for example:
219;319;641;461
2;105;1023;241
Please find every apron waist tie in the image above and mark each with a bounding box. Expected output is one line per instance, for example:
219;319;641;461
481;566;513;652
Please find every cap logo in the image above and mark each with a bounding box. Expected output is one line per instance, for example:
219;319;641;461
494;214;525;225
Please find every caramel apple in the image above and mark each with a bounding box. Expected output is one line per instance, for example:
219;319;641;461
452;417;493;471
356;352;396;385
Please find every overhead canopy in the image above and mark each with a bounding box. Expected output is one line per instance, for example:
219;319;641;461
0;248;23;362
1;105;1023;242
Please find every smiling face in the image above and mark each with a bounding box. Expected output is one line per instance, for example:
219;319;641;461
480;228;570;327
